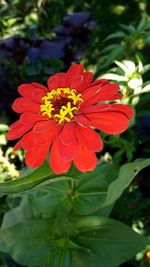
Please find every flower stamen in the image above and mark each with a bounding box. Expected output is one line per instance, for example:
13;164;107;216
40;87;83;124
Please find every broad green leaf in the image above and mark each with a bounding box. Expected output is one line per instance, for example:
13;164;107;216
46;248;71;267
0;163;74;195
0;218;75;267
71;163;118;215
1;216;148;267
27;180;71;216
1;196;34;230
27;163;118;216
101;158;150;208
0;218;56;266
72;216;149;267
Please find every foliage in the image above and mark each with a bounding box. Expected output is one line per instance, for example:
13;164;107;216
0;160;149;267
95;16;150;72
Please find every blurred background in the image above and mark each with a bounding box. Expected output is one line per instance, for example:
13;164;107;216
0;0;150;266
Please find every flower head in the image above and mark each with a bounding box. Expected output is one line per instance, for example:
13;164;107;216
146;251;150;263
7;64;134;174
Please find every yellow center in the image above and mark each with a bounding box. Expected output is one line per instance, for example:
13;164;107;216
40;87;83;124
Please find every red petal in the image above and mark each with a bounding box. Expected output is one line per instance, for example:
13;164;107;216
21;131;35;150
81;104;111;114
54;73;68;88
66;64;84;79
78;71;93;92
59;122;75;144
58;137;78;161
25;143;50;168
49;137;71;174
20;112;46;126
13;140;22;151
33;120;53;132
70;75;83;89
32;89;46;103
82;85;101;100
74;114;91;127
87;111;129;134
73;142;97;172
31;83;48;92
47;73;68;90
82;83;122;106
7;120;32;140
12;97;40;113
75;124;103;152
34;121;62;144
91;79;109;86
18;84;46;103
111;104;134;119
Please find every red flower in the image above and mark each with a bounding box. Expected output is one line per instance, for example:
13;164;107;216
7;64;134;174
146;251;150;263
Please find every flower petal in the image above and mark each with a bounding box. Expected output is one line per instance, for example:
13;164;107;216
81;104;111;114
91;79;109;86
74;114;91;127
111;104;134;119
21;131;35;150
25;143;50;168
33;120;54;132
75;124;103;152
58;137;78;161
7;120;32;140
82;83;122;106
77;71;93;92
59;122;75;144
50;137;71;174
34;121;62;144
13;140;22;151
73;142;97;172
54;73;67;87
87;111;129;134
12;97;40;113
20;112;46;126
31;82;48;92
66;64;84;79
82;85;101;100
18;84;46;103
47;74;58;90
47;73;68;90
70;75;83;89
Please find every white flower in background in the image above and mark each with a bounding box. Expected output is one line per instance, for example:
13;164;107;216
100;57;150;105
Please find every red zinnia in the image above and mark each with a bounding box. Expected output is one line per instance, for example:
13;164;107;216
7;64;134;174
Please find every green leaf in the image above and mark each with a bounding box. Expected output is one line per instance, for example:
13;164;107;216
105;31;126;41
27;180;71;216
1;216;148;267
27;163;118;216
72;216;149;267
46;247;71;267
71;163;119;215
52;204;77;238
101;158;150;208
5;159;149;217
0;162;74;195
0;218;56;266
1;196;34;230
